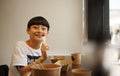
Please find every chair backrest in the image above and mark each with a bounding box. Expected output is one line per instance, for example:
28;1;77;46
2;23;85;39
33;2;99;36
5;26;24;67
0;65;9;76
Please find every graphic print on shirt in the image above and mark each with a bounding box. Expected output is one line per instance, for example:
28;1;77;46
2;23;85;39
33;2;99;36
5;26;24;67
27;55;40;64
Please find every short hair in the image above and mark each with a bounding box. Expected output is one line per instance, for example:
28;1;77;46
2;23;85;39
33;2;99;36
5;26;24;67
27;16;50;31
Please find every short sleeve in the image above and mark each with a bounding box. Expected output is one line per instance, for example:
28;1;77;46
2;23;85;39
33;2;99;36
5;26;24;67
11;42;27;66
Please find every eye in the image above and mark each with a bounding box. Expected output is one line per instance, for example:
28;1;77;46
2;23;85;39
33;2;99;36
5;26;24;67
32;25;38;29
42;27;47;31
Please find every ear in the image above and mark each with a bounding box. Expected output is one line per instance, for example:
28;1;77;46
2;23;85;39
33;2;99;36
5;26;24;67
47;31;49;35
45;31;49;37
26;28;30;34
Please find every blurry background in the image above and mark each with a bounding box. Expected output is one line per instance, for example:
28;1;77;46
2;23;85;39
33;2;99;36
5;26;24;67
0;0;85;65
109;0;120;47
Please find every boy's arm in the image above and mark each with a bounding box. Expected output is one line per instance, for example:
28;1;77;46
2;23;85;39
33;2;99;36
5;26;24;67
18;43;49;76
18;56;47;76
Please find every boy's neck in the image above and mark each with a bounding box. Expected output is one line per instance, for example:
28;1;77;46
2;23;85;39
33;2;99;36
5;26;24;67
26;39;42;49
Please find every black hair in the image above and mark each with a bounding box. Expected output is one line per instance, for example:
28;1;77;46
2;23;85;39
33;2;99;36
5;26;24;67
27;16;50;31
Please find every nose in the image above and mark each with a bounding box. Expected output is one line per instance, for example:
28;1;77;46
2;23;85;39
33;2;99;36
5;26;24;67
37;27;43;32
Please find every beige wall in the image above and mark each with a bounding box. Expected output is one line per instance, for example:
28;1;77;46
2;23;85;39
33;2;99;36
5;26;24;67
0;0;84;65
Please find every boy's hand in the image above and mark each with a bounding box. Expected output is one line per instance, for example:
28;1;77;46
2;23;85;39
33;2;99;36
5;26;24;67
41;37;49;51
41;43;49;51
41;37;49;58
41;43;49;59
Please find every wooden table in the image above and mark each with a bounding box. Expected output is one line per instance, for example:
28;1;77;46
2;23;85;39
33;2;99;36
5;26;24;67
60;64;109;76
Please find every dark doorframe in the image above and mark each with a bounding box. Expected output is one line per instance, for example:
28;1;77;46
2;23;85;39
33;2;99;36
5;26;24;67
87;0;110;43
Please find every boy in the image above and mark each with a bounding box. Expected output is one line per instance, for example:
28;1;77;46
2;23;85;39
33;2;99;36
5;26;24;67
9;16;50;76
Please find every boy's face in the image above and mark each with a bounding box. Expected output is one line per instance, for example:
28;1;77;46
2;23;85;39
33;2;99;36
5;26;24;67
27;25;49;42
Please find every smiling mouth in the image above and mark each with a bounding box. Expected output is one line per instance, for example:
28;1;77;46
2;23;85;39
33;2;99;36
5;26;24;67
36;34;44;38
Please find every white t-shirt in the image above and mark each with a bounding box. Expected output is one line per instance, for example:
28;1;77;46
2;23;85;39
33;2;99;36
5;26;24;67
9;41;42;76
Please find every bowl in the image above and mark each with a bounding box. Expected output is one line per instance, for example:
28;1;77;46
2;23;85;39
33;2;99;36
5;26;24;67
31;64;61;76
